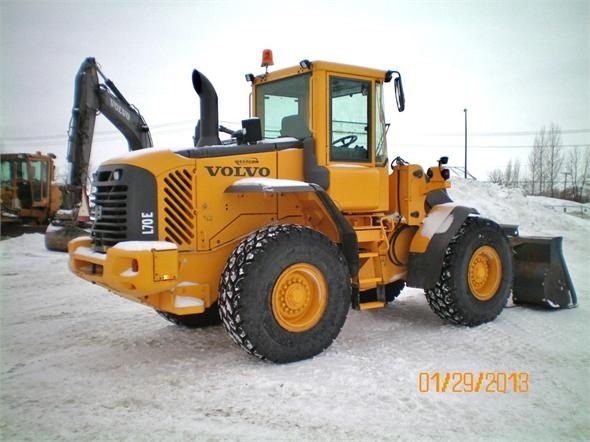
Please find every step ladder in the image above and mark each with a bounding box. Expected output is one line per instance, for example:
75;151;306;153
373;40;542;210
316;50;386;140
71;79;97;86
356;251;386;310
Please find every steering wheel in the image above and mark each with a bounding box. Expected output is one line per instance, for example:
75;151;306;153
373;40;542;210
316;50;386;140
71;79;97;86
331;135;358;148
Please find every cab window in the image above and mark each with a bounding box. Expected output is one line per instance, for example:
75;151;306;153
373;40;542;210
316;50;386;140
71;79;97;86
30;159;49;200
330;77;371;162
255;73;311;139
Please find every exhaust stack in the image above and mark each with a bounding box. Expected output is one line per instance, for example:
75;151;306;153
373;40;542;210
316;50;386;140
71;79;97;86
192;69;221;147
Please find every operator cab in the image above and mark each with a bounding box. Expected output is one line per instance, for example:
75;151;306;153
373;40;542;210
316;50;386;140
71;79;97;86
250;56;404;212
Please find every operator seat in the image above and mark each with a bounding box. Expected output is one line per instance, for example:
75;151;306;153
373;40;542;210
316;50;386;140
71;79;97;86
280;115;311;140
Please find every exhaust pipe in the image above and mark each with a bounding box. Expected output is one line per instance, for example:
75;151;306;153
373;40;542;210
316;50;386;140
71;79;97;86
192;69;221;147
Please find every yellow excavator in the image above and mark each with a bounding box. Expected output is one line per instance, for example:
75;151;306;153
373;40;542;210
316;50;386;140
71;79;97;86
44;57;153;251
68;51;577;363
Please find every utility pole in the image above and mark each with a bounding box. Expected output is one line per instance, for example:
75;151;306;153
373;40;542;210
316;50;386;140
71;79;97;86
464;108;467;178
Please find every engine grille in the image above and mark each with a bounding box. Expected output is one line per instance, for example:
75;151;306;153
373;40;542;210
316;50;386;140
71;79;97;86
91;164;195;251
162;168;195;245
92;170;129;249
91;165;158;251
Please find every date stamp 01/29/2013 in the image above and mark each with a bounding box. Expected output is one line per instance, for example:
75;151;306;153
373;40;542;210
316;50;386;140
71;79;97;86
418;371;530;394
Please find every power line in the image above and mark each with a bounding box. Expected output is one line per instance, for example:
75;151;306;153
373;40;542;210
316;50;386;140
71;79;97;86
1;119;241;144
420;128;590;137
3;123;589;144
393;143;590;149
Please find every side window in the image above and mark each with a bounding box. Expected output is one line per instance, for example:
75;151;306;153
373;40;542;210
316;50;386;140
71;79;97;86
330;77;371;162
375;83;387;164
30;159;49;200
0;160;12;182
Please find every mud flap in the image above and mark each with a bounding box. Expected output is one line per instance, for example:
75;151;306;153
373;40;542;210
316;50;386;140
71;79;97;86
511;236;577;309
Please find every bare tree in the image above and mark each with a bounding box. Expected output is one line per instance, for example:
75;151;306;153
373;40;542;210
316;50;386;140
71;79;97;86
528;127;546;194
488;158;522;188
566;146;590;202
512;158;521;188
503;158;521;188
504;159;513;186
545;124;563;197
488;168;504;185
528;125;563;196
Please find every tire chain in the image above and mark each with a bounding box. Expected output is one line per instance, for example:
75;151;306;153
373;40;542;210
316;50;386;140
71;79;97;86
218;224;306;360
424;217;481;326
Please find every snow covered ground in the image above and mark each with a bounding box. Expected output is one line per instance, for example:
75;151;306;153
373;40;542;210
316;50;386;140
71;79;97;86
1;178;589;441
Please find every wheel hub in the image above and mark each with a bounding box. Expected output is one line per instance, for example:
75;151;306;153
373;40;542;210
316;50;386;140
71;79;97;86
281;277;311;313
468;245;502;301
272;263;327;332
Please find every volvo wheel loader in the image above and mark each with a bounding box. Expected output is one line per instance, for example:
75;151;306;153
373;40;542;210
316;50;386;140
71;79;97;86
68;52;577;363
45;57;153;251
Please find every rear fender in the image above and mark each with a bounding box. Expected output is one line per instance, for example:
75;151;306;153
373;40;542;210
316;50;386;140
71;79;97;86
407;204;478;289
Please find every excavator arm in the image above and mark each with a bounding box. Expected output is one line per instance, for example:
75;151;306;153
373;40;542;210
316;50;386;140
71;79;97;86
66;57;152;193
46;57;153;251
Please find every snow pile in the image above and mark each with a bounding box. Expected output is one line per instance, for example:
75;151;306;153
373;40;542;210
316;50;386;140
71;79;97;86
448;178;589;237
1;180;589;441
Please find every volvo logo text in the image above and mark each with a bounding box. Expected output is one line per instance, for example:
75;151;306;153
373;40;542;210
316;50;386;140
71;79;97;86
205;166;271;177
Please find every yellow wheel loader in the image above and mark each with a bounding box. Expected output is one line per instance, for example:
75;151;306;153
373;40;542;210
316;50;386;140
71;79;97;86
68;53;577;363
1;152;62;236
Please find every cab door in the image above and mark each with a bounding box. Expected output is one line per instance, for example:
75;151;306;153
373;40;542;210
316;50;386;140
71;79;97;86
326;75;389;212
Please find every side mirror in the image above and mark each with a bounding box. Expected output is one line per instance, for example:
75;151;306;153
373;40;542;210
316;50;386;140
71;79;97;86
394;76;405;112
241;118;262;144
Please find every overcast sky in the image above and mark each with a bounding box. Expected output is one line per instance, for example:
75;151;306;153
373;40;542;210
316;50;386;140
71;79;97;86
1;0;589;179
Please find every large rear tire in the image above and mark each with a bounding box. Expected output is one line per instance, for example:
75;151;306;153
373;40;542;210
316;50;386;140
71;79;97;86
424;217;512;326
219;224;351;363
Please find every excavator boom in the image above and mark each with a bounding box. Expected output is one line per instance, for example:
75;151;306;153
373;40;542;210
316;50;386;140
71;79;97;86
66;57;152;191
46;57;153;251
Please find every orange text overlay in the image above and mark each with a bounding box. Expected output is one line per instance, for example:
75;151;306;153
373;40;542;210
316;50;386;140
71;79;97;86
418;371;529;393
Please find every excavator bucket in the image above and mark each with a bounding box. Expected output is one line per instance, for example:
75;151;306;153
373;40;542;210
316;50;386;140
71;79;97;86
44;223;89;252
510;235;577;309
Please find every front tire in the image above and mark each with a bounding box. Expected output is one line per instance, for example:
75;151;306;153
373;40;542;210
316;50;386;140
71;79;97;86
424;217;513;326
219;224;351;363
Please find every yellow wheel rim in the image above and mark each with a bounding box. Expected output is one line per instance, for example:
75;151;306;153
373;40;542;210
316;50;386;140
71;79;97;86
272;263;328;332
468;245;502;301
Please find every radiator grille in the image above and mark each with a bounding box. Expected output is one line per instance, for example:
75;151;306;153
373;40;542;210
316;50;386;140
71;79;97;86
92;171;128;249
90;165;157;251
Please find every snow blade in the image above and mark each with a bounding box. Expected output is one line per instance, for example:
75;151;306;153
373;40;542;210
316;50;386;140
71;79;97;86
511;236;577;309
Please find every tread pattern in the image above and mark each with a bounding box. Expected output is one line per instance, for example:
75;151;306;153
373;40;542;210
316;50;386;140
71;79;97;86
218;226;281;360
424;217;512;326
218;224;350;362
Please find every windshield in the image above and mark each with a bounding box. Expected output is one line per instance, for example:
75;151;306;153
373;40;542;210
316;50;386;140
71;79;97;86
255;73;311;139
